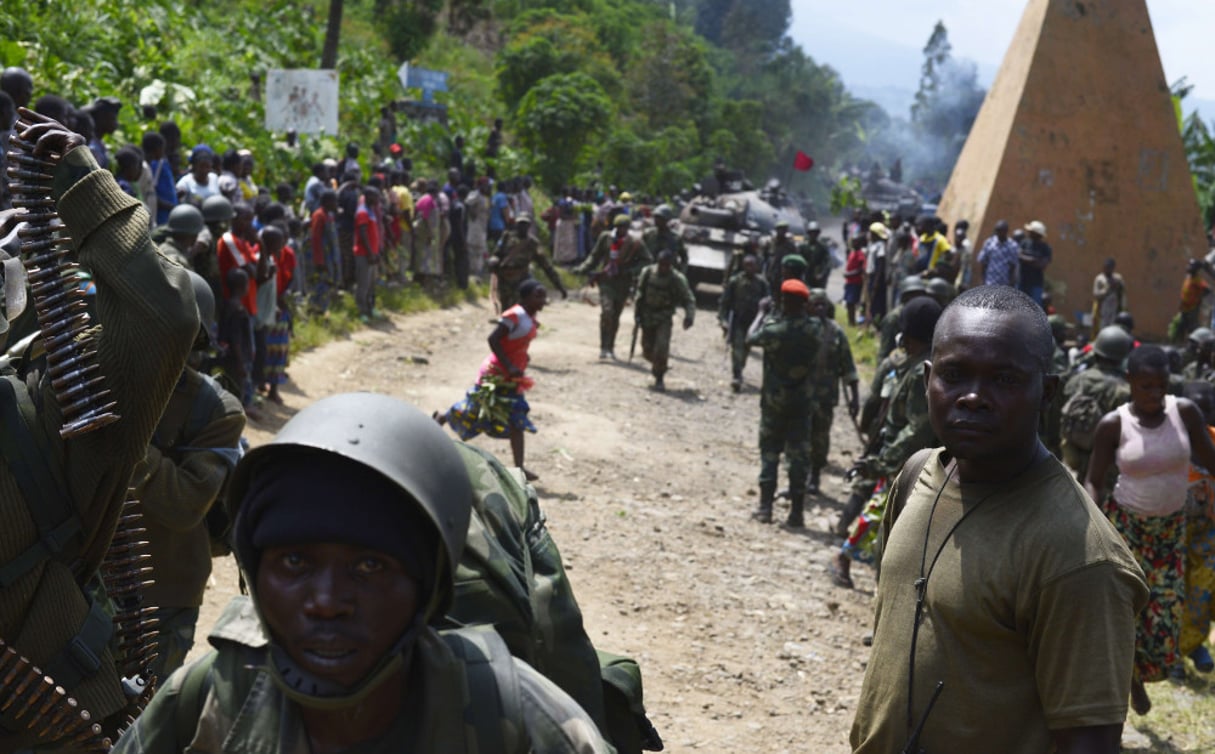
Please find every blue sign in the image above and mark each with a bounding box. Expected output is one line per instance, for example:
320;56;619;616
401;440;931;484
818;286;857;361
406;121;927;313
397;63;449;103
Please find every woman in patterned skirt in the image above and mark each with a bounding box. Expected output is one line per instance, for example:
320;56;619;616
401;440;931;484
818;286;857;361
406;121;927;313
1087;345;1215;714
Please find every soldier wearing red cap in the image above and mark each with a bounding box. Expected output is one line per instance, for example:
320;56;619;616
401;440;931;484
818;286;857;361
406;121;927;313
745;278;821;527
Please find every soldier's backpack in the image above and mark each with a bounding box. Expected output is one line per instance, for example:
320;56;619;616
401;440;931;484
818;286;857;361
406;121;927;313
1060;390;1106;452
150;371;244;556
447;443;662;752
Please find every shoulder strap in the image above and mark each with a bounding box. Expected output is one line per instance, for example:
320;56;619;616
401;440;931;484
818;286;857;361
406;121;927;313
441;628;523;754
0;375;80;588
175;653;219;751
888;448;934;528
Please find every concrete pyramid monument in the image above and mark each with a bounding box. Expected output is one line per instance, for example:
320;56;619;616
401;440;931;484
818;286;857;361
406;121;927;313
938;0;1204;335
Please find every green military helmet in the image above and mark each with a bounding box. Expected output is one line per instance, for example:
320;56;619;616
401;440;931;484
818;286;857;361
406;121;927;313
201;194;235;224
653;204;674;220
1047;314;1070;338
228;393;473;619
1188;326;1215;346
807;287;830;304
775;219;790;231
926;277;956;305
781;253;807;270
1092;325;1134;362
515;214;533;226
166;203;205;236
613;213;631;227
898;274;928;300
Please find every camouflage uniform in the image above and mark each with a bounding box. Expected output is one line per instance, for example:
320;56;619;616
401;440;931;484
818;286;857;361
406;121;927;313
127;368;245;682
804;238;832;289
642;225;687;273
491;232;563;312
1041;344;1070;457
877;304;903;362
719;271;769;382
449;443;658;753
110;597;614;754
576;231;652;355
0;145;197;751
851;352;936;499
157;236;191;268
765;235;799;292
810;318;859;472
1060;364;1130;480
859;349;907;442
747;313;821;492
635;263;696;381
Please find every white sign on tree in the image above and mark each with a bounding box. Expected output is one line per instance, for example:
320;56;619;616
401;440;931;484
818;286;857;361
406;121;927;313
265;69;339;135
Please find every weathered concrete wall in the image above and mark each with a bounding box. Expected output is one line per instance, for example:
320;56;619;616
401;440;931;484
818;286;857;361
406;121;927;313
937;0;1204;336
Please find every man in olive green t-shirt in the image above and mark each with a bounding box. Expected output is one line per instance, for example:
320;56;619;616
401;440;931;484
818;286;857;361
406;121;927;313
850;286;1148;754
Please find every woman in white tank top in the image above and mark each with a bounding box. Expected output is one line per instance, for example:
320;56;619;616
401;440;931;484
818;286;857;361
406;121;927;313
1087;344;1215;715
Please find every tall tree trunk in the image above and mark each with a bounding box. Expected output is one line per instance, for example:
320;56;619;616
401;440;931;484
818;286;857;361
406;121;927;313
321;0;343;69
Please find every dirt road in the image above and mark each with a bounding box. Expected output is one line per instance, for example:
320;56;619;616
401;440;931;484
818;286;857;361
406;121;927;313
198;287;878;753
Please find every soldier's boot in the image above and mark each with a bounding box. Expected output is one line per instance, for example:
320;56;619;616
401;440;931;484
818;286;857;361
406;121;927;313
807;466;821;494
834;491;867;538
751;482;776;523
785;491;805;529
654;372;666;392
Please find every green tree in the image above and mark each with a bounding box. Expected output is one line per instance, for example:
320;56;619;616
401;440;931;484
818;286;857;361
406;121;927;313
515;72;613;190
623;21;712;131
494;11;619;112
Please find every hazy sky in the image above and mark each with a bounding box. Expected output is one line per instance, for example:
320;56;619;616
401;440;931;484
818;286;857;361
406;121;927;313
789;0;1213;116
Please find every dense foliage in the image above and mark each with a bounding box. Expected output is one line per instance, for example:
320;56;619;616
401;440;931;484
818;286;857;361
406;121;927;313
1;0;973;205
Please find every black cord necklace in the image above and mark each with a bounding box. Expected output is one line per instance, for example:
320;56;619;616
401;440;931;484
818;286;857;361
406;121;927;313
904;446;1046;736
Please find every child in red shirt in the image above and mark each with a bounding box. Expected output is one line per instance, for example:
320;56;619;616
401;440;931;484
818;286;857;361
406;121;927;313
843;235;867;325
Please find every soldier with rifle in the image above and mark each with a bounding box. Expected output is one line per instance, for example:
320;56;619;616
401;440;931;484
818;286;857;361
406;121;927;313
576;214;652;360
642;204;687;273
803;221;832;289
719;253;768;392
488;215;566;314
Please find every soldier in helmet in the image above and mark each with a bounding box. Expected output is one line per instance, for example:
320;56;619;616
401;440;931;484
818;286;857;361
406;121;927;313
488;214;566;314
807;289;859;494
128;270;246;682
196;193;235;299
111;394;613;754
159;204;205;268
877;275;929;361
764;220;799;292
1060;324;1133;480
576;213;652;359
719;253;769;392
634;250;696;391
643;204;687;273
1183;326;1215;380
803;221;832;289
926;276;956;308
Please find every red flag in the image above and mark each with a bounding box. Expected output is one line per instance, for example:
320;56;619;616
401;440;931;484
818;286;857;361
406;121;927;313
793;150;814;171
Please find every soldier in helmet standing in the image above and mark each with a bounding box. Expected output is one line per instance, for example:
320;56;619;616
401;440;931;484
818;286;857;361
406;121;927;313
576;214;652;359
159;204;205;268
634;250;696;391
719;253;768;392
807;289;859;494
488;215;566;315
196;193;235;300
643;204;687;273
765;220;799;292
877;275;929;361
803;221;832;289
1060;324;1133;481
111;394;613;754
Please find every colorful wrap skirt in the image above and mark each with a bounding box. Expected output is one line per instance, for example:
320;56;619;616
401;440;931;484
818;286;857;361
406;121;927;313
445;376;536;440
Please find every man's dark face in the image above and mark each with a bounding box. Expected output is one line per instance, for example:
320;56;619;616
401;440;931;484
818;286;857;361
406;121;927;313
807;229;820;241
776;227;787;239
233;209;254;235
192;155;212;180
995;224;1009;241
655;215;668;230
658;258;673;274
615;225;628;239
516;222;530;238
94;109;117;136
257;542;419;688
926;308;1055;472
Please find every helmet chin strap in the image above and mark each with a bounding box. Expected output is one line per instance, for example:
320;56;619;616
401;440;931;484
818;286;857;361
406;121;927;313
266;615;425;710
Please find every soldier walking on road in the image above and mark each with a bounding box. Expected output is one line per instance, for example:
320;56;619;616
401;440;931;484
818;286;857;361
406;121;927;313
807;289;859;493
489;215;566;314
642;204;687;273
719;254;768;392
635;250;696;391
765;220;799;292
747;279;821;528
577;214;652;360
803;221;832;289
